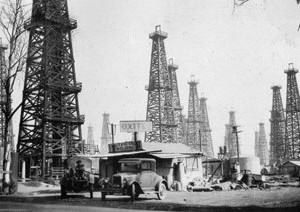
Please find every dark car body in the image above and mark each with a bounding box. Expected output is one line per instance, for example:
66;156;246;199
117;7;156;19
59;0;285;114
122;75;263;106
100;158;168;201
60;156;95;198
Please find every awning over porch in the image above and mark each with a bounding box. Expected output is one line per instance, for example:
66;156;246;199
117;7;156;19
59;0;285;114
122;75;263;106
80;149;162;159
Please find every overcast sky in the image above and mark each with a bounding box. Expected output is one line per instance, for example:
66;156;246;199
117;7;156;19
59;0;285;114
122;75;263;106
6;0;300;157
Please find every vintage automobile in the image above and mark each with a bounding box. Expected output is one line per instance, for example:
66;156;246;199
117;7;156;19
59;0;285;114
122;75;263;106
60;156;95;198
100;158;168;201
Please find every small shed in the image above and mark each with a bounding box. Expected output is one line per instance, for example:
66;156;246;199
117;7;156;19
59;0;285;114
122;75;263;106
281;161;300;177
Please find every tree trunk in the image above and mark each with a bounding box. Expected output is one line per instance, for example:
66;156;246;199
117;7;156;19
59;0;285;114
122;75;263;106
2;143;11;194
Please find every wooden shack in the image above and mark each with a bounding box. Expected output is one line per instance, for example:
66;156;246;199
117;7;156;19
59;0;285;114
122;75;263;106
96;141;203;190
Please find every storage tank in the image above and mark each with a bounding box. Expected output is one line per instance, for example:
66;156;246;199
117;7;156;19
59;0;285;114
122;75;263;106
229;156;261;174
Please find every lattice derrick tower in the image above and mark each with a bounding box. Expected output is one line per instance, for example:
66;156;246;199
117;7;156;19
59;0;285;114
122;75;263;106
85;124;99;155
17;0;84;176
254;131;259;157
145;26;176;143
100;113;111;154
168;58;184;143
285;63;300;159
186;76;201;150
225;111;240;158
0;38;7;147
224;124;230;151
269;85;285;165
257;123;269;166
87;124;94;145
199;97;214;157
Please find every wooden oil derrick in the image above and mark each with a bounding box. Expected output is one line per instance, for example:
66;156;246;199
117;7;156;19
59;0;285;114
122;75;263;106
269;85;285;166
100;113;111;154
17;0;84;178
168;58;184;143
145;26;176;143
199;97;214;157
285;63;300;159
186;76;201;150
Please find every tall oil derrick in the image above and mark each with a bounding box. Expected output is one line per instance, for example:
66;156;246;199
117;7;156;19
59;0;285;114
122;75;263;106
224;111;240;158
256;123;269;166
17;0;84;177
254;131;259;156
85;124;99;155
224;124;230;151
199;97;214;157
269;85;285;165
186;76;201;150
0;38;7;147
182;115;188;140
145;26;176;143
168;58;184;143
100;113;111;154
87;124;94;145
285;63;300;159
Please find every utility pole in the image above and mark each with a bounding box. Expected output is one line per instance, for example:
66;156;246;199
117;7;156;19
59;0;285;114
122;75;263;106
110;124;116;153
218;146;227;177
232;125;241;164
199;129;202;152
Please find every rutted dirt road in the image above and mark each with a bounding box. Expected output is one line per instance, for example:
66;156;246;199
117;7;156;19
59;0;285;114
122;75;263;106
1;183;300;211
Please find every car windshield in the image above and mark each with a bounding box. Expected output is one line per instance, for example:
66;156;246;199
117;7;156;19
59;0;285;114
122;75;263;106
120;162;140;172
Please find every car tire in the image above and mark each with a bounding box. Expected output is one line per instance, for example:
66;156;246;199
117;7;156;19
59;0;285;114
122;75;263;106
130;184;136;202
101;192;106;201
157;183;166;200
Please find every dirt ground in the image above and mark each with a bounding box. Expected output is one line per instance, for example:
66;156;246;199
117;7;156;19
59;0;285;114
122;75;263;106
1;181;300;211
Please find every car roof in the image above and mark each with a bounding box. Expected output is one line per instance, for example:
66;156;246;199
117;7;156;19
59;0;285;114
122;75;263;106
118;158;156;163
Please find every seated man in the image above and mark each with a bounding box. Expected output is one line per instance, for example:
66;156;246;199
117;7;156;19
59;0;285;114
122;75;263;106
75;160;86;180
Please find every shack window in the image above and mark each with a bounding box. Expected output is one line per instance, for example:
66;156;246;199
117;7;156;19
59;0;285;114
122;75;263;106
141;161;151;171
185;157;198;171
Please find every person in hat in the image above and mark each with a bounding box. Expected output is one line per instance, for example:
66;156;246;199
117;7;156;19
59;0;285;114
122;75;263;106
75;160;85;179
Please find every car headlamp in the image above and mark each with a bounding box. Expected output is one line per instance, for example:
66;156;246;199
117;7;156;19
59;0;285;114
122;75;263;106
122;178;128;188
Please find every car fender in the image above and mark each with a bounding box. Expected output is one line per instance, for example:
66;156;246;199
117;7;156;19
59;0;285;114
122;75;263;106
155;179;168;191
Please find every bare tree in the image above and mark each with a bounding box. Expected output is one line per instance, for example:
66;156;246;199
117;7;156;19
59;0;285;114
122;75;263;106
0;0;28;194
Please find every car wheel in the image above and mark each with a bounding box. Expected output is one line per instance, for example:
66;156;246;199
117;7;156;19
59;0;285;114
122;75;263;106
157;183;166;200
130;184;136;202
101;192;106;201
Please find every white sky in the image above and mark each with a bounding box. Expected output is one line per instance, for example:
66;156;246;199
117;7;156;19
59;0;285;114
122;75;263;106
5;0;300;157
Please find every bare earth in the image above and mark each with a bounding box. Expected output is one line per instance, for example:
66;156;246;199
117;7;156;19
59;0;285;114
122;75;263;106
0;182;300;211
